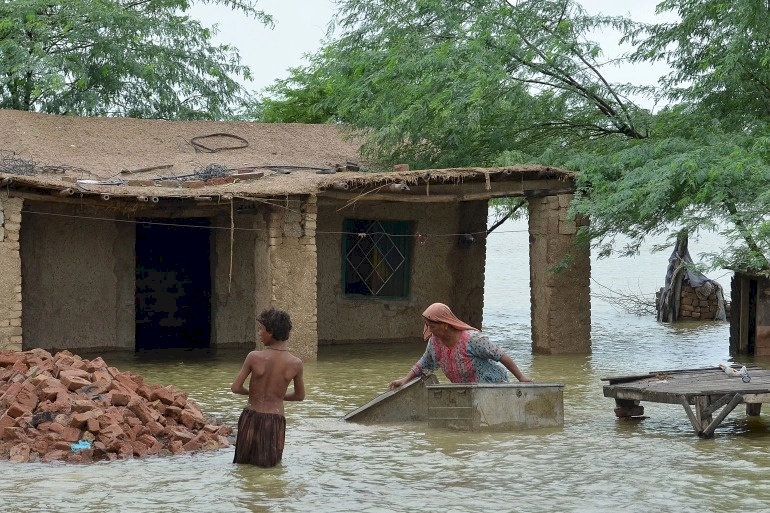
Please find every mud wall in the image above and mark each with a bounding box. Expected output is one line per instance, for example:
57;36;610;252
20;202;135;352
0;193;22;351
528;194;591;354
264;197;319;360
211;208;260;349
315;198;487;346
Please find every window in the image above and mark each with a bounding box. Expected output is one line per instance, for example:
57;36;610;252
342;219;413;298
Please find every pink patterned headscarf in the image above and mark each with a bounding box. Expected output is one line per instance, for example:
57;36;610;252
422;303;478;340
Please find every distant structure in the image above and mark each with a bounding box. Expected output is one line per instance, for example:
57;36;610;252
730;272;770;356
656;233;728;322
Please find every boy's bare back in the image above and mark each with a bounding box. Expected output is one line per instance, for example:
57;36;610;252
232;349;304;416
246;349;303;415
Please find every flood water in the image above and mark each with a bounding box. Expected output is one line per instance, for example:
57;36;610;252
4;219;770;513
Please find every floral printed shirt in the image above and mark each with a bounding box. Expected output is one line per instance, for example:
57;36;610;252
411;330;509;383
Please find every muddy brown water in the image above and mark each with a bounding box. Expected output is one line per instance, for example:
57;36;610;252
4;220;770;513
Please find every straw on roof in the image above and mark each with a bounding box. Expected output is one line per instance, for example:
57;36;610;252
0;110;574;201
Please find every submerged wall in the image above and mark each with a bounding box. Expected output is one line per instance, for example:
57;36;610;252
211;208;260;350
263;196;319;360
8;196;315;357
528;194;591;354
315;198;488;346
4;189;590;359
20;202;134;352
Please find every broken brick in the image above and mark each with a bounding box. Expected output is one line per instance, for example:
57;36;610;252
0;348;232;464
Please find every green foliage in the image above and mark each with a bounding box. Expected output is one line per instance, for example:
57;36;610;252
547;113;770;272
261;0;650;169
571;0;770;273
260;53;341;123
627;0;770;130
0;0;271;119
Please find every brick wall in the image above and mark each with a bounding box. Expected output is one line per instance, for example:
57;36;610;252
0;193;22;351
266;196;318;360
656;283;730;321
528;194;591;354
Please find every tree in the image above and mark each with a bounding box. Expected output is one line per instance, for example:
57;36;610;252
259;50;340;124
560;110;770;273
627;0;770;130
262;0;649;170
260;0;770;275
0;0;271;119
564;0;770;272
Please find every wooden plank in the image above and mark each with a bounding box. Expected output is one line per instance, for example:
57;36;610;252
605;367;770;437
695;396;712;430
320;179;574;203
601;367;721;383
605;378;770;398
701;393;743;438
322;191;458;203
702;393;736;417
697;386;770;395
120;164;173;175
740;277;750;354
605;387;701;405
679;395;702;434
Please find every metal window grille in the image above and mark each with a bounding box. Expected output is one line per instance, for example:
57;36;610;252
343;219;411;297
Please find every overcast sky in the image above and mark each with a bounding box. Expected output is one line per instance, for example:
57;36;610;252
190;0;673;99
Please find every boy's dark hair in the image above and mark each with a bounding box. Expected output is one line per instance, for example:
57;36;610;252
257;307;292;341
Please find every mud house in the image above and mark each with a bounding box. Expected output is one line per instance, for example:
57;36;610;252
0;110;590;360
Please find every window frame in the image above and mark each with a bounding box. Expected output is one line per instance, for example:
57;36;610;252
341;218;414;300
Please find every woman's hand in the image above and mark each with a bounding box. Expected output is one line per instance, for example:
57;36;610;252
389;369;417;390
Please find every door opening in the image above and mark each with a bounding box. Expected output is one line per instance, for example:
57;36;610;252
748;279;757;355
135;218;211;351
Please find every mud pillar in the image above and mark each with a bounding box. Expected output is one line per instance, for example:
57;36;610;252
266;196;318;361
528;194;591;354
0;193;23;352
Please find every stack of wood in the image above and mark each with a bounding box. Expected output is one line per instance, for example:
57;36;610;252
0;348;233;463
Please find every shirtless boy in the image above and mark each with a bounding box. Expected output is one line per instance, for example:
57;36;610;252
231;307;305;467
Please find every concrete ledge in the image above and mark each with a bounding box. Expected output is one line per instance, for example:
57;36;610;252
342;375;438;423
343;378;565;431
427;383;564;431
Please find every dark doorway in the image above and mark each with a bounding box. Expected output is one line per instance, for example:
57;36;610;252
748;279;757;355
135;218;211;351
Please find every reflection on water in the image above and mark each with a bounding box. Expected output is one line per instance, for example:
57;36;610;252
5;219;770;513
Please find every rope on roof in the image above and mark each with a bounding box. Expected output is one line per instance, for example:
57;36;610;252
190;133;249;153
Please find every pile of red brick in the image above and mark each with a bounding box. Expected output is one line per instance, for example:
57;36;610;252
0;348;233;463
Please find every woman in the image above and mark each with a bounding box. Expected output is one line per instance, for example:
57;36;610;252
388;303;532;389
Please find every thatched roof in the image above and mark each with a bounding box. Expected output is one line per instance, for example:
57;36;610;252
0;109;575;203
